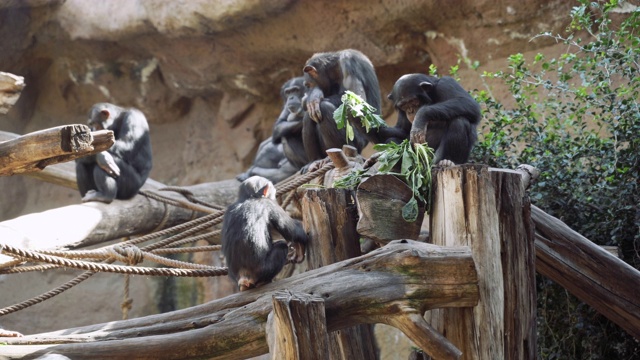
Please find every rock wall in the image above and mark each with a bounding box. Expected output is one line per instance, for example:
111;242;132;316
0;0;572;348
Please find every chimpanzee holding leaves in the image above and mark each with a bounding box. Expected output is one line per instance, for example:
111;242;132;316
75;103;152;203
301;49;380;161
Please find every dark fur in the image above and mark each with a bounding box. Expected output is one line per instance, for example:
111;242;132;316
271;77;309;169
221;176;309;291
301;49;380;160
75;103;152;203
384;74;481;164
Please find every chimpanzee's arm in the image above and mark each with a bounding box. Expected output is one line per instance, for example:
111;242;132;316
267;201;308;245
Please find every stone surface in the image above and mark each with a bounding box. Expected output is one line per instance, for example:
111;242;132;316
0;0;572;348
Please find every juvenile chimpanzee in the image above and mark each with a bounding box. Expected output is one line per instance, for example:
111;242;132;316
301;49;380;160
383;74;481;165
221;176;309;291
75;103;152;203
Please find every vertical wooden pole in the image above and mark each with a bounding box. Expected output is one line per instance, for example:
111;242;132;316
427;165;504;360
300;188;378;360
491;168;536;360
268;291;331;360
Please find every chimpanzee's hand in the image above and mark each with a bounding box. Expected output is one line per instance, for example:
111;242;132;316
96;151;120;178
288;242;306;263
410;129;426;144
363;152;382;169
305;87;324;123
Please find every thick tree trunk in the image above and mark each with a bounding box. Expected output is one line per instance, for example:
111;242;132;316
0;240;479;360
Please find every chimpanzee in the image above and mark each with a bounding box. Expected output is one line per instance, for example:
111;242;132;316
236;77;309;183
383;73;481;165
271;76;309;169
301;49;380;160
75;103;152;203
221;176;309;291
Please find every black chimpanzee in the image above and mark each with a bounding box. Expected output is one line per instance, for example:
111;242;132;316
236;77;308;183
271;76;309;169
301;49;380;160
221;176;308;291
75;103;153;203
382;73;481;165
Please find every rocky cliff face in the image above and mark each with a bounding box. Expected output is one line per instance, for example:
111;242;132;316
0;0;571;339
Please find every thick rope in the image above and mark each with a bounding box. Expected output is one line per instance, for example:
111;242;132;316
0;244;226;277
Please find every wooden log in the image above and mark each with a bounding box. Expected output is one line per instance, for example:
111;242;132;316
267;291;330;360
0;240;479;360
427;164;504;359
0;125;114;176
355;174;424;243
532;205;640;339
300;188;377;359
490;168;536;360
0;180;239;266
0;71;25;114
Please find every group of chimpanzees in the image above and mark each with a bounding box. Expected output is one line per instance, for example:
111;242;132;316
237;49;481;185
73;48;481;293
225;49;481;292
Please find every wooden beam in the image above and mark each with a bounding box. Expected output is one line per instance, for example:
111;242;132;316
0;125;114;176
0;240;479;360
267;291;330;360
532;205;640;339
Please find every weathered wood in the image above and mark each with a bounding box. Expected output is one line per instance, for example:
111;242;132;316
0;125;114;176
267;291;330;360
356;174;424;243
490;168;536;360
0;180;239;266
427;164;504;360
300;188;377;359
0;71;25;114
0;240;479;360
532;205;640;339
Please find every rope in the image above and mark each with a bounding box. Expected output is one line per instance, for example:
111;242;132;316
0;244;226;277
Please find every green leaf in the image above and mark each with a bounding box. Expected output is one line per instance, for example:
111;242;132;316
402;197;419;222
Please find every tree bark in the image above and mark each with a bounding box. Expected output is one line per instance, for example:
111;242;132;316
532;205;640;339
0;240;479;360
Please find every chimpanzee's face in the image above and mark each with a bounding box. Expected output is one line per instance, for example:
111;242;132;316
396;98;422;123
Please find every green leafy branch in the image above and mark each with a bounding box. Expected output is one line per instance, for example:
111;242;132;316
333;90;387;141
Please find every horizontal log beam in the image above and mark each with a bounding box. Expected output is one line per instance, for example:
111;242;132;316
0;240;479;360
0;125;114;176
532;205;640;339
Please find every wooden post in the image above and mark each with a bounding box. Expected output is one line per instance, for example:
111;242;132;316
491;168;536;360
300;188;378;359
267;291;330;360
427;165;504;359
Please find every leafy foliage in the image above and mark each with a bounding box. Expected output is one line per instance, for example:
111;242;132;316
334;140;434;222
333;90;387;141
469;0;639;358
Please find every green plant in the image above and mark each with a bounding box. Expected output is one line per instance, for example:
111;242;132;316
333;90;387;142
470;0;639;358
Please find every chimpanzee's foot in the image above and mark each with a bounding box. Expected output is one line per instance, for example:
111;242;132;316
436;159;456;168
81;190;115;204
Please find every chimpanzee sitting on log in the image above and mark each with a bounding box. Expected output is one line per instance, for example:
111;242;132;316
236;77;308;183
75;103;152;203
301;49;380;161
377;74;481;165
